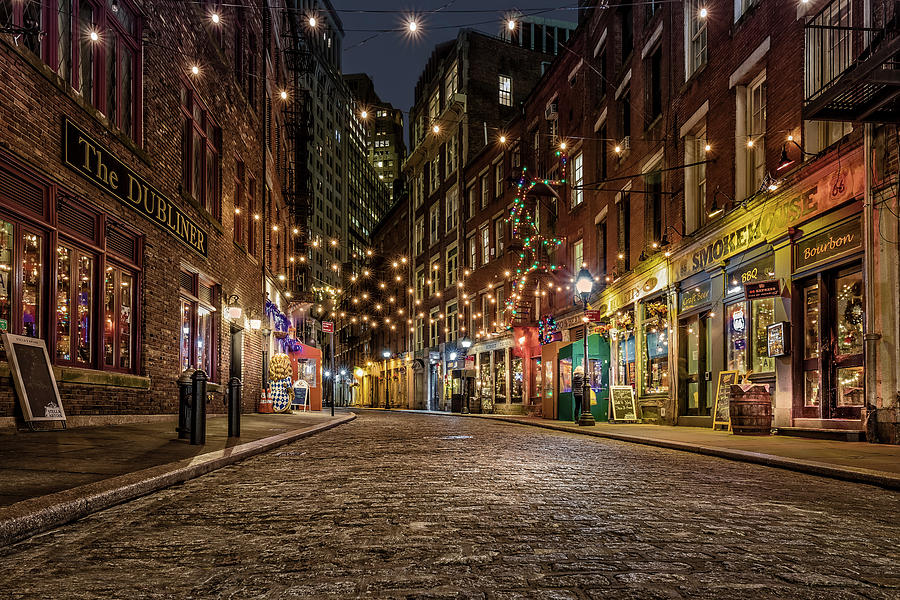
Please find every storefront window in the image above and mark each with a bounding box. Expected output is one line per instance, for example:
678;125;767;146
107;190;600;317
642;301;669;394
751;298;775;373
179;274;218;380
0;220;11;330
616;329;636;387
543;358;552;398
531;357;542;400
493;349;506;403
511;356;523;402
479;351;491;399
836;273;864;356
104;265;135;371
559;358;572;393
727;298;775;374
836;366;864;407
804;285;820;360
56;245;94;365
22;231;42;338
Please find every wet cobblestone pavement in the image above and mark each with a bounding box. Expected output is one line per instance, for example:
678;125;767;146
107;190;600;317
1;411;898;599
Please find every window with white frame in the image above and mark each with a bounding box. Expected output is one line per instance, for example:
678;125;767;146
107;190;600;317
415;316;424;350
414;217;424;255
496;287;505;325
804;120;852;155
499;75;512;106
446;301;458;341
571;152;584;207
429;204;440;245
429;89;440;120
446;135;457;175
468;234;477;268
446;186;459;231
429;307;440;347
734;0;758;22
480;226;490;265
415;172;424;208
445;60;458;100
683;125;708;234
430;257;440;295
416;266;425;300
686;0;707;78
746;74;766;195
430;156;442;193
494;218;505;254
494;161;504;198
467;185;476;220
480;172;490;208
573;238;584;270
446;244;458;288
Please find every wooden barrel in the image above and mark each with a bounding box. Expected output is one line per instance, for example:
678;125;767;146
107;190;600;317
729;384;772;435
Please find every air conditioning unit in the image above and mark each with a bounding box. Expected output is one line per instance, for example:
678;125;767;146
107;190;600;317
545;101;558;120
622;136;631;151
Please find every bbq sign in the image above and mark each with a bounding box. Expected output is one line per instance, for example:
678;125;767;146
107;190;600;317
63;118;208;257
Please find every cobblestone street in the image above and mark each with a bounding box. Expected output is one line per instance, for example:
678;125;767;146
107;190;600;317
1;411;898;599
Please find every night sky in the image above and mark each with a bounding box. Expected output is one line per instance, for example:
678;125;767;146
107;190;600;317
339;2;578;119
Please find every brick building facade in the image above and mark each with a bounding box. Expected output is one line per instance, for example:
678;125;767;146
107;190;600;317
0;0;301;425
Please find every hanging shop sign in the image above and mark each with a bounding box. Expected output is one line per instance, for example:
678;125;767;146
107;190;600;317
62;118;208;257
794;217;862;271
745;279;780;299
679;281;711;312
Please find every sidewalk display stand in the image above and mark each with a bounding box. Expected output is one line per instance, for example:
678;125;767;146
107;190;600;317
291;380;310;411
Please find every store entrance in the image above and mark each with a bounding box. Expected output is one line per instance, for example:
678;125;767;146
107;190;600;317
797;266;865;420
679;313;713;416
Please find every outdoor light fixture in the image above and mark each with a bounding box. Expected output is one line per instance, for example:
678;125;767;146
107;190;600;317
507;19;516;30
361;110;368;119
432;124;440;133
574;267;596;428
449;352;458;361
280;90;288;100
460;338;472;349
211;12;220;24
777;139;815;171
308;16;317;27
408;20;418;32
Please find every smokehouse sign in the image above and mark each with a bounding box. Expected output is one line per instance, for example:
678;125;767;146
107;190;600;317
62;118;208;257
675;164;862;279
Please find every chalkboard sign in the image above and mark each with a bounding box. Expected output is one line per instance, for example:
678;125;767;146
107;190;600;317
291;380;309;410
712;370;739;427
2;334;66;424
609;385;638;422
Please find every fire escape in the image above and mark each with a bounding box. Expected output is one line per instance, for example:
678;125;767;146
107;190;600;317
281;7;316;305
803;0;900;122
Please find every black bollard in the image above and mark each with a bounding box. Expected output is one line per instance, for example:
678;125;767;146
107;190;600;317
227;377;242;438
190;369;208;445
177;368;196;440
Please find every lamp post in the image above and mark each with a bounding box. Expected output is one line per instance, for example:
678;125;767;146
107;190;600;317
575;267;596;426
339;369;347;407
460;338;472;413
382;349;391;409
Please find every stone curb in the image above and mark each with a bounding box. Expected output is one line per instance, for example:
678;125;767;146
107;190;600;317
362;409;900;491
0;413;355;548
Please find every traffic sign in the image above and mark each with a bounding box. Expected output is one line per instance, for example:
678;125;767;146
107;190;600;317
322;321;334;333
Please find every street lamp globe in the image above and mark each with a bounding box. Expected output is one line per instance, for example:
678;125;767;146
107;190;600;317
460;338;472;349
382;349;391;359
575;267;594;304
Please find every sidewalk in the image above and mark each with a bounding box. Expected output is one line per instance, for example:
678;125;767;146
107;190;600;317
0;410;354;546
373;409;900;490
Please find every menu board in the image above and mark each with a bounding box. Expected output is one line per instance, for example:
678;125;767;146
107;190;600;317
712;370;739;427
609;385;638;422
2;333;66;424
767;322;789;357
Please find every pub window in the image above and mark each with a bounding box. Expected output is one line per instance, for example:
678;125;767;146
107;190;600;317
726;297;776;375
182;86;222;220
0;220;44;338
103;264;135;371
56;244;95;366
179;271;219;381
